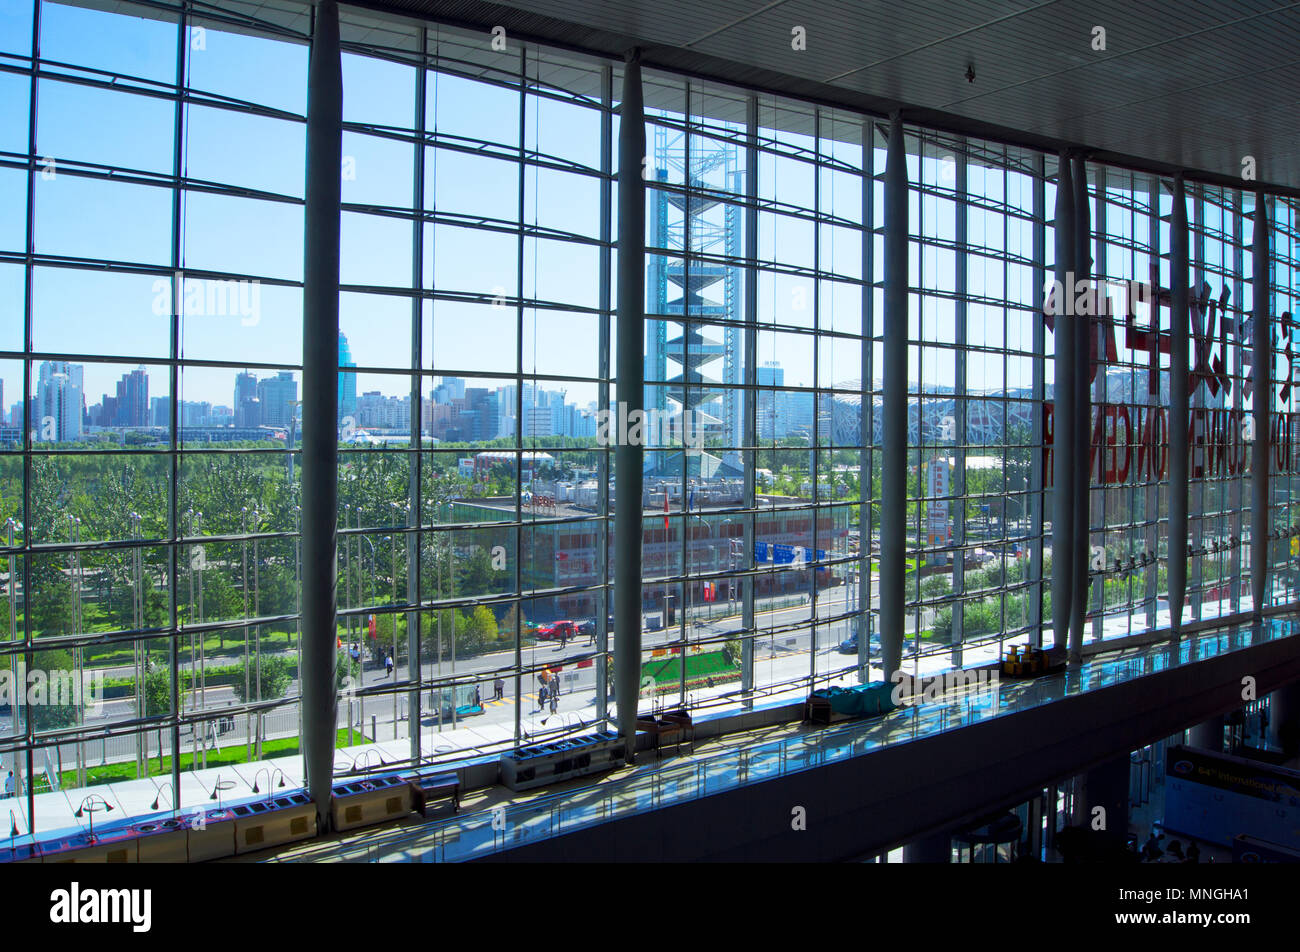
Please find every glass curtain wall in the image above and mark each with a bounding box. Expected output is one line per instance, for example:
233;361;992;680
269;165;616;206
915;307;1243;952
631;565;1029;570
1;0;1298;836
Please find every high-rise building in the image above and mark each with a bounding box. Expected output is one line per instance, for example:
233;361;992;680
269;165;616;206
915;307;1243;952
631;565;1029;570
257;371;297;428
338;332;357;422
35;360;84;442
234;371;259;427
114;366;149;427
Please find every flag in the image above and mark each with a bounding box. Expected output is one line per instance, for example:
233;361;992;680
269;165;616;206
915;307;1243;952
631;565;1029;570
664;491;670;530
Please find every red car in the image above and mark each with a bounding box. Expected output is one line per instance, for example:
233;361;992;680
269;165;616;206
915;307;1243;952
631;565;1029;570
537;620;577;641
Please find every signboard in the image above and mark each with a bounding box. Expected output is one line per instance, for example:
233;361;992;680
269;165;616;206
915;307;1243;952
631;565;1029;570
1163;745;1300;849
926;459;951;565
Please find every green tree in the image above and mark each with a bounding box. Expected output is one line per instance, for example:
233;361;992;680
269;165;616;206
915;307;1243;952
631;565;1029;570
457;605;495;657
457;546;495;598
722;637;742;667
28;648;81;732
143;663;171;718
233;653;293;702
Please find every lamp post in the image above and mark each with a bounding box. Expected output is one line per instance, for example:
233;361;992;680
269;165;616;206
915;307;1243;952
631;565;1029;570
207;775;236;809
251;767;286;800
68;515;87;788
127;511;145;776
383;532;396;739
149;781;174;813
75;794;113;842
721;517;734;618
241;506;252;758
185;509;205;769
251;508;263;758
292;503;302;745
6;518;22;800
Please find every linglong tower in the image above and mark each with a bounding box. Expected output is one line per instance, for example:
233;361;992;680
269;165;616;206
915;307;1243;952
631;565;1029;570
645;124;744;476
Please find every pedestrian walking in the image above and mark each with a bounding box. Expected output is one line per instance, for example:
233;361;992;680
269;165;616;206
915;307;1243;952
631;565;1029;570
493;678;504;701
549;689;558;714
3;771;13;799
385;653;394;677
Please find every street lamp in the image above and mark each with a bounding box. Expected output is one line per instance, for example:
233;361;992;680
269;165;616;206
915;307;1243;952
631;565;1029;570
251;767;286;797
68;515;87;788
149;781;174;812
207;775;235;808
75;794;113;842
721;518;735;617
690;512;717;624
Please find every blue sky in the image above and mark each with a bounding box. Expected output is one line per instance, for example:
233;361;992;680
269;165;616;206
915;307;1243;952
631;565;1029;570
0;0;1191;425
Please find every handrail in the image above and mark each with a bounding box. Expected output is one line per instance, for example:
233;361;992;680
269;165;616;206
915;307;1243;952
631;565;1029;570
279;613;1296;864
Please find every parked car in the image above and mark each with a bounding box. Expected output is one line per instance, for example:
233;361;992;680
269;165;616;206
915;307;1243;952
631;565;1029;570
837;634;883;657
537;620;577;641
577;620;596;639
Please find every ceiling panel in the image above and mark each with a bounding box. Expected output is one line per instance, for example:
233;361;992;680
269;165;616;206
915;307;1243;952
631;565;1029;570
347;0;1300;191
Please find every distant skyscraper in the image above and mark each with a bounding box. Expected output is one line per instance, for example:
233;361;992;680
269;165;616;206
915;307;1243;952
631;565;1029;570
338;332;357;421
434;376;465;403
114;366;149;427
36;361;84;442
234;371;259;428
257;371;297;428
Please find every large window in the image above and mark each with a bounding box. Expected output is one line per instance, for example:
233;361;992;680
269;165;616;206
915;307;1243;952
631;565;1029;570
0;0;1296;838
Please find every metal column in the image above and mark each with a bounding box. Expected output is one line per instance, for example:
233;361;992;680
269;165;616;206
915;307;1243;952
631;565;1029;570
300;0;342;826
879;114;908;680
596;64;613;724
1168;176;1190;635
1070;155;1091;661
742;95;758;701
857;118;873;679
951;144;967;667
1051;154;1075;655
614;52;646;762
1029;153;1046;645
1251;193;1271;614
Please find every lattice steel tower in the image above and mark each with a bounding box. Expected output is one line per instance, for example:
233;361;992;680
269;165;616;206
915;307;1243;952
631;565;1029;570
645;124;744;474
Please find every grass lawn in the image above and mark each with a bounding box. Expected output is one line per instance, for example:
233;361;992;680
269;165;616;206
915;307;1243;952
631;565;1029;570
45;727;369;792
641;649;738;685
84;628;298;668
